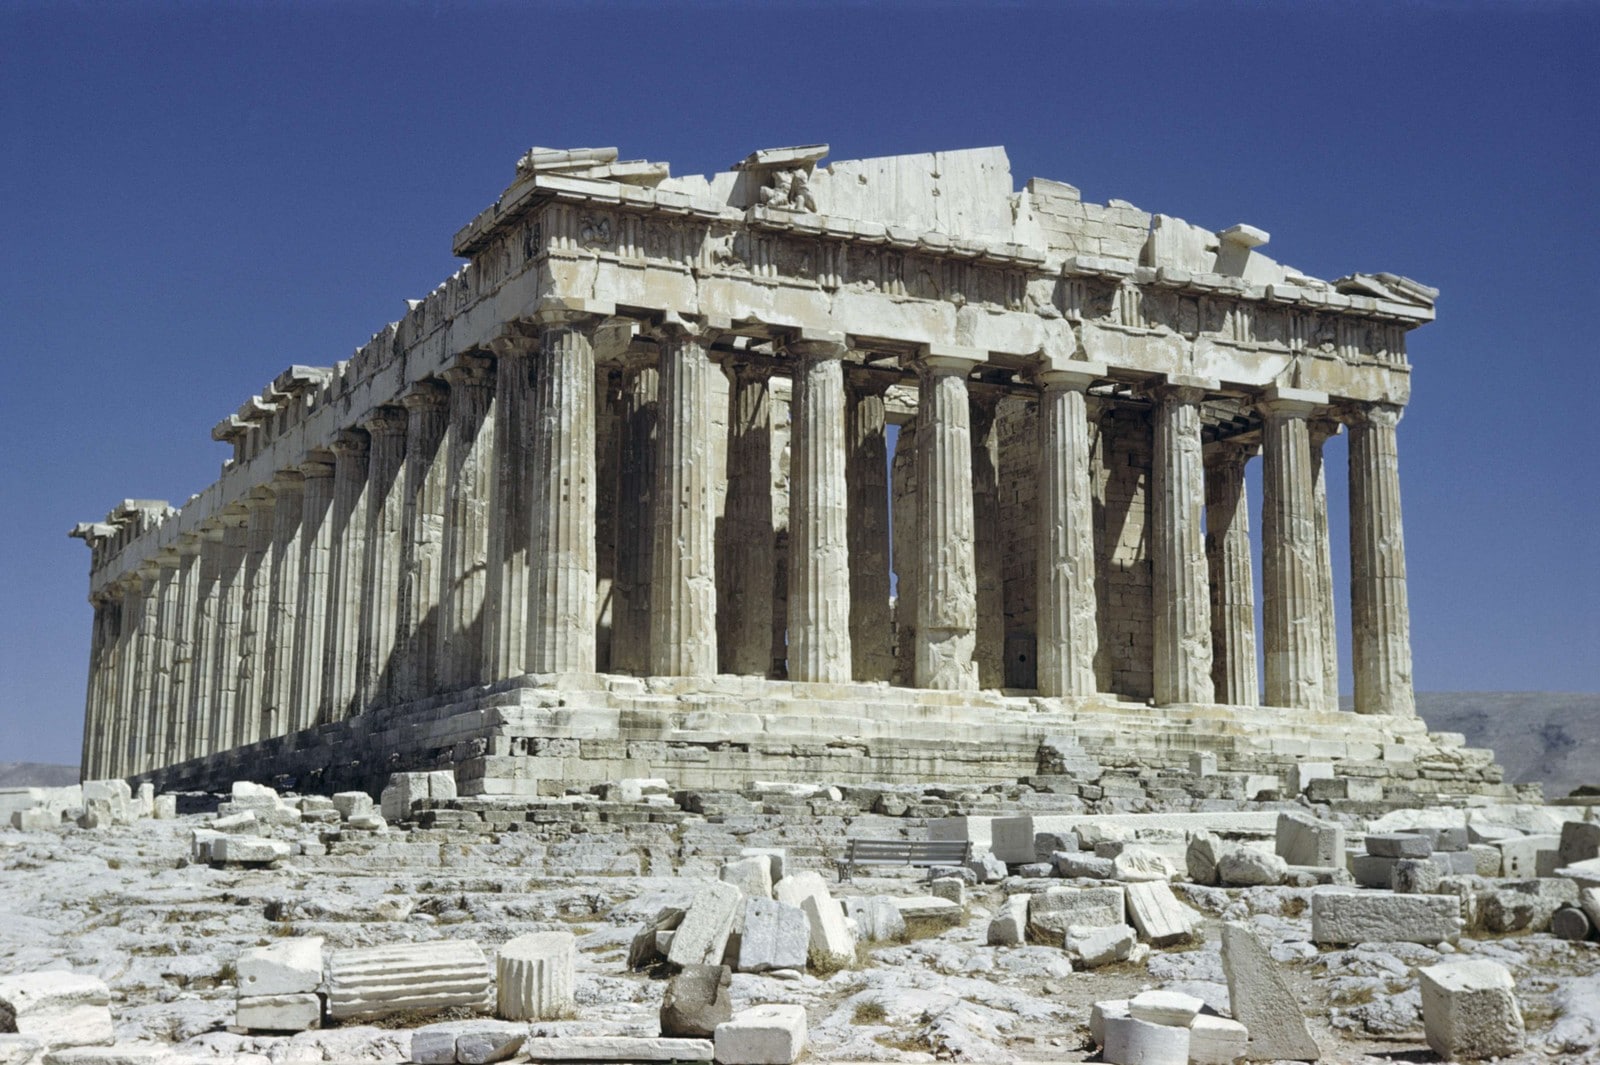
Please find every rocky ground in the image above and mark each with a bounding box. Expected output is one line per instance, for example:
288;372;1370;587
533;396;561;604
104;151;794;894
3;784;1600;1064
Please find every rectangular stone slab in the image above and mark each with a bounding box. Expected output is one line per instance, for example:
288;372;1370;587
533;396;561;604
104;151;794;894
1311;890;1461;945
522;1036;714;1061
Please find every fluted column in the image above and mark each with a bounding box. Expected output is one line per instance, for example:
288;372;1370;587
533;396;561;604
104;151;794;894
914;347;982;691
1205;441;1259;706
1259;387;1331;711
166;539;202;762
132;559;169;772
1348;402;1415;717
1036;365;1102;698
439;355;497;689
323;429;370;721
80;595;113;779
291;455;335;731
210;505;249;752
186;523;224;759
1310;418;1341;708
785;335;853;683
1151;380;1215;705
595;366;623;673
528;311;599;674
650;318;720;677
845;376;894;683
105;577;139;776
236;487;276;745
719;357;776;676
398;381;450;702
970;389;1004;689
610;348;657;675
486;336;535;681
890;414;920;685
263;471;305;739
360;407;409;710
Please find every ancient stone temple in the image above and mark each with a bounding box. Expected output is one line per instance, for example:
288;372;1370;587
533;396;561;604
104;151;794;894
71;144;1495;797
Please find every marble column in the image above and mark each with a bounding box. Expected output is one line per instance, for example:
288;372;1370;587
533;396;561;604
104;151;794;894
323;429;370;721
1310;418;1341;708
291;455;336;731
650;319;720;677
1259;387;1330;711
186;523;224;760
610;348;657;675
439;355;496;689
845;376;894;683
486;338;535;681
236;487;277;745
263;470;305;739
398;381;450;701
360;406;409;710
970;389;1005;689
210;505;249;752
890;414;920;685
914;347;982;691
528;312;598;674
80;595;112;779
166;539;202;761
1347;402;1416;716
1035;366;1102;698
132;559;168;772
106;577;139;776
1150;380;1215;705
785;335;853;683
719;357;776;677
595;367;623;672
1205;441;1259;706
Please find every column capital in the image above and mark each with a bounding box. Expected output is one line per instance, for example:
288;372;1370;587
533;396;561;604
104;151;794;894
442;352;495;388
1205;437;1260;468
914;343;983;376
1308;416;1343;448
174;534;204;557
332;427;371;454
298;450;336;478
399;379;450;411
1255;385;1329;419
784;328;848;361
1146;373;1219;405
360;405;408;435
219;502;251;528
1035;360;1108;392
244;485;277;510
1341;401;1405;429
723;353;775;382
650;312;723;349
532;297;616;330
270;469;306;493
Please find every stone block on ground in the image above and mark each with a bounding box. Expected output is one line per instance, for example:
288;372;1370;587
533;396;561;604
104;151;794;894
1559;821;1600;866
667;881;743;969
1217;847;1287;887
1127;989;1203;1026
1220;921;1319;1061
1496;833;1559;878
1419;960;1524;1060
1417;826;1469;853
1028;885;1124;942
929;877;965;905
1479;878;1579;933
1552;906;1592;940
1123;881;1200;946
0;972;114;1050
713;1004;807;1065
1556;856;1600;889
11;809;57;832
1090;999;1128;1048
1056;852;1115;879
497;932;574;1021
1392;858;1442;895
325;940;491;1021
1276;812;1344;867
659;964;731;1038
1112;845;1175;882
412;1019;528;1065
628;907;685;970
1185;832;1222;885
1582;886;1600;928
1189;1015;1249;1065
1467;843;1502;877
738;899;810;972
209;835;290;865
522;1036;713;1062
739;848;787;883
331;792;373;820
1101;1014;1188;1065
1350;853;1398;888
720;857;774;900
235;993;321;1032
1366;832;1431;858
1288;762;1334;795
801;893;858;966
840;897;903;944
0;1035;42;1065
986;895;1029;947
1311;890;1461;945
1065;924;1136;968
237;936;323;997
1189;751;1217;776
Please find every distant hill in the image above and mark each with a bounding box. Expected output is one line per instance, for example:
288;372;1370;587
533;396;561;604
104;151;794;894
0;762;80;787
1415;691;1600;799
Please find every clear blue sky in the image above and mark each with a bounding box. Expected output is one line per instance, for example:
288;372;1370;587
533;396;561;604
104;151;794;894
2;2;1595;765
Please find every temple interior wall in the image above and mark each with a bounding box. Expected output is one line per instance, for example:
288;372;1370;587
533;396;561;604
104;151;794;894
1095;404;1155;701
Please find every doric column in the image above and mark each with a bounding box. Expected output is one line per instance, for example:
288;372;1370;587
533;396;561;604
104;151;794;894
1205;441;1259;706
132;559;170;772
913;347;982;691
438;354;496;690
1310;418;1341;708
595;366;623;673
719;357;776;677
845;375;894;683
970;389;1005;689
80;594;113;779
1259;387;1331;711
210;505;249;752
486;336;535;681
236;487;277;745
166;538;202;762
186;523;224;760
785;334;853;683
1035;365;1103;698
291;455;336;731
1150;379;1215;705
1347;403;1416;716
323;429;370;721
398;381;450;702
107;576;142;776
360;406;409;710
528;309;599;674
263;470;305;739
650;318;720;677
610;347;657;675
890;414;919;685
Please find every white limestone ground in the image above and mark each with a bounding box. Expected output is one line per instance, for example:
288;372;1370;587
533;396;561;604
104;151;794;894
3;787;1600;1065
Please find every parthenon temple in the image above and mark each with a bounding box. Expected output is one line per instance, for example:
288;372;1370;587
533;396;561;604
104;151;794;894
72;144;1484;797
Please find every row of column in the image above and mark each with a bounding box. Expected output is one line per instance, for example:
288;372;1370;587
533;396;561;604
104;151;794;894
80;319;1417;779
